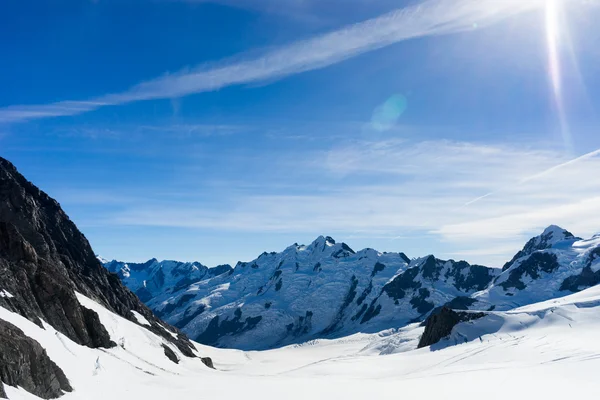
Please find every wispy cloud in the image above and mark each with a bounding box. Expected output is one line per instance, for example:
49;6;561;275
0;0;544;123
72;138;600;266
462;147;600;206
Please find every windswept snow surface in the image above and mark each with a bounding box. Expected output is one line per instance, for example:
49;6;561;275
3;286;600;399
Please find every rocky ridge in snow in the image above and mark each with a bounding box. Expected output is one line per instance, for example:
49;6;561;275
104;228;600;350
106;236;500;349
468;226;600;311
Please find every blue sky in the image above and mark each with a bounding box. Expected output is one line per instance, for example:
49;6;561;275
2;0;600;267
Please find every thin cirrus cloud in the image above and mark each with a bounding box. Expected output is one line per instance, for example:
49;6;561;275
0;0;545;123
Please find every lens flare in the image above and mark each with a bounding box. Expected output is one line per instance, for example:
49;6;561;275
546;0;572;152
371;94;409;132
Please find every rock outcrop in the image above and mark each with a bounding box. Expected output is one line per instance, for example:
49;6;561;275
0;319;72;399
417;307;485;348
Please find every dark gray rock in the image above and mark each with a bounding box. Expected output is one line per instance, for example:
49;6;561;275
418;307;485;348
81;307;116;349
162;344;179;364
382;267;421;301
444;262;496;292
500;252;560;291
0;318;72;399
196;308;263;346
410;288;434;315
201;357;214;369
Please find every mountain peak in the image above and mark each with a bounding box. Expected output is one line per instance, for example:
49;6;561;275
536;225;579;248
541;225;574;238
312;235;336;245
502;225;580;271
309;235;336;250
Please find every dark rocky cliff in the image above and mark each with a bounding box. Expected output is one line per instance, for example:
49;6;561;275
417;307;485;348
0;157;204;397
0;319;73;399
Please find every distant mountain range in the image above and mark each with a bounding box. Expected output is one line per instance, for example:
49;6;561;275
101;225;600;350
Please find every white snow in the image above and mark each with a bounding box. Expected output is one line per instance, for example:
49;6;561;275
0;290;14;298
95;256;110;264
3;286;600;399
130;310;151;326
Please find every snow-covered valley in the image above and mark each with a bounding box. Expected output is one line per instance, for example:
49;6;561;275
4;285;600;400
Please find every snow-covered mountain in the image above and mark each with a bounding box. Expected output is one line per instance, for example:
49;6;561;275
0;157;213;399
102;258;232;303
468;226;600;311
104;228;600;350
104;236;499;349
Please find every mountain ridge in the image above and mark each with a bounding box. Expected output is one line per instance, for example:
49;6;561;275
103;235;500;349
103;227;600;350
0;157;212;398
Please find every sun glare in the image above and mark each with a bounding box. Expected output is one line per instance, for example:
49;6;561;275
545;0;572;152
546;0;561;93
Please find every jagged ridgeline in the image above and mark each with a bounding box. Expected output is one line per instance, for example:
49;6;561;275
0;157;210;399
105;237;501;350
104;227;600;350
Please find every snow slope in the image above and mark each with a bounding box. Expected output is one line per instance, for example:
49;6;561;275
4;283;600;400
0;293;213;400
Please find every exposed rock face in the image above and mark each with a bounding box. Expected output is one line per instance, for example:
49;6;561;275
499;252;560;291
200;357;215;369
0;157;205;396
417;307;485;348
0;319;72;399
162;344;179;364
